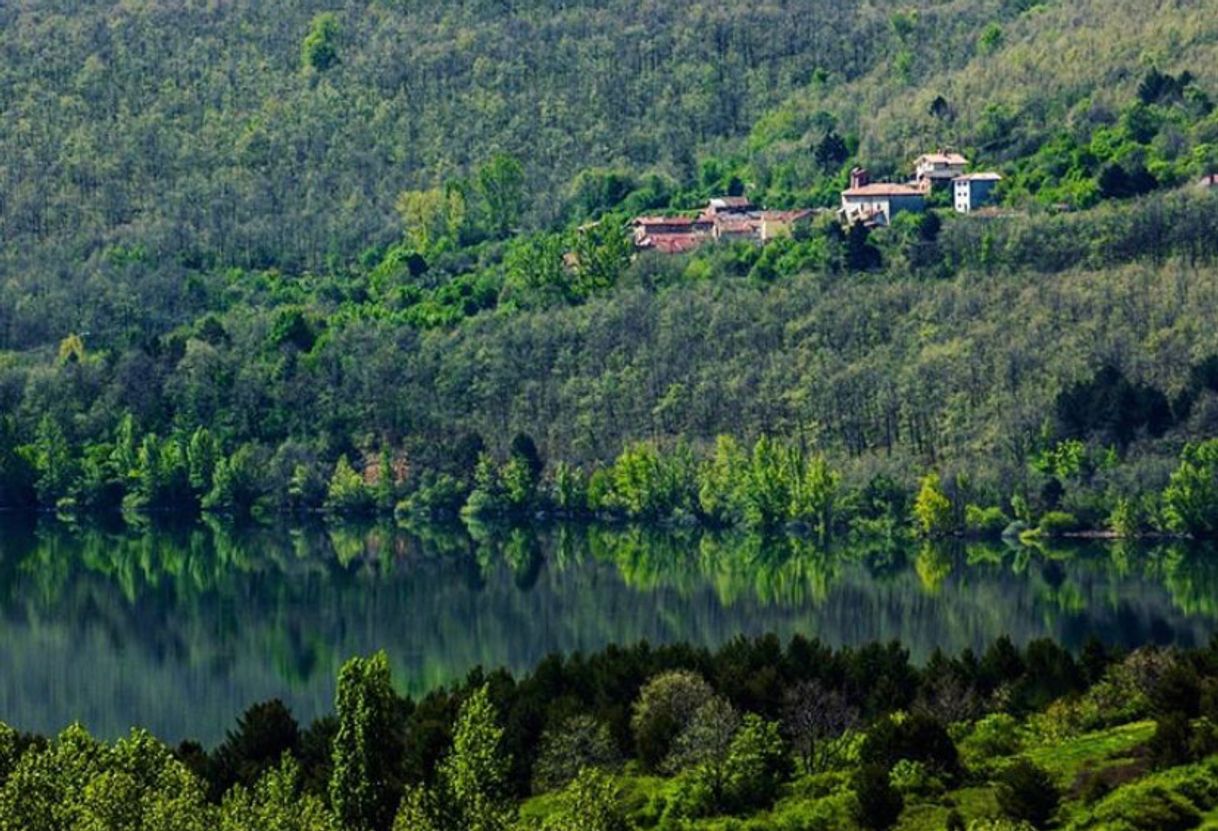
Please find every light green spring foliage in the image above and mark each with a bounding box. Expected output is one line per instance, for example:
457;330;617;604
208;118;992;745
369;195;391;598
603;441;698;519
203;443;262;515
714;714;789;812
538;768;628;831
220;755;338;831
391;785;444;831
394;684;514;831
607;435;839;531
301;13;340;72
0;725;210;831
0;724;17;786
1163;438;1218;535
325;455;374;515
697;435;745;524
1071;756;1218;830
330;651;399;831
187;427;219;495
0;721;338;831
32;415;73;507
439;685;513;831
914;472;955;537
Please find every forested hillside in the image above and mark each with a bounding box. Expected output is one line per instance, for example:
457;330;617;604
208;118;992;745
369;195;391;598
5;0;1218;530
755;0;1218;190
0;0;944;344
2;0;1163;347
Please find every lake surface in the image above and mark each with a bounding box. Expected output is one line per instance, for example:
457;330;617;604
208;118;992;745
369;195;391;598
1;515;1216;745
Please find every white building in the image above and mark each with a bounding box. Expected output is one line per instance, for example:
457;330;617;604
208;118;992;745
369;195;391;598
952;172;1003;213
840;182;925;226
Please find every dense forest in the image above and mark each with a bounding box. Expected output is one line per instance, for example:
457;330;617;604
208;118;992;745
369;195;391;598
4;0;1218;539
6;634;1218;830
4;0;1218;536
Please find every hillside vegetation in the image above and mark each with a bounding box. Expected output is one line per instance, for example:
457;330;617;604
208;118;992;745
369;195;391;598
0;0;923;342
5;0;1218;533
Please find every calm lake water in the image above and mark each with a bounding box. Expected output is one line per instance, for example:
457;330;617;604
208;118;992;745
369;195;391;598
0;515;1216;745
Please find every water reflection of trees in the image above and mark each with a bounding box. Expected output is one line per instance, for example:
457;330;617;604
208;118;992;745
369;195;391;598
5;519;1218;622
3;517;1218;743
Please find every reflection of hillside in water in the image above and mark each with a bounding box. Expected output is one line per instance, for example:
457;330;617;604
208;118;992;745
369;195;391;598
0;517;1215;745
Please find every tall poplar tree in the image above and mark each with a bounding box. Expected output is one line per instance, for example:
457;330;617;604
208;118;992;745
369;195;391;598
330;652;401;831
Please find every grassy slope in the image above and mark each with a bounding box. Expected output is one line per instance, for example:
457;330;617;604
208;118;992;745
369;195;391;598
518;721;1163;829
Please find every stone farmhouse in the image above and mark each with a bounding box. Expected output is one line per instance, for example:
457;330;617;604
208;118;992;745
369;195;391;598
839;167;925;227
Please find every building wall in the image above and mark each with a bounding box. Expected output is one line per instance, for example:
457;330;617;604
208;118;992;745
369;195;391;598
887;194;925;218
842;194;924;224
841;196;891;221
954;179;998;213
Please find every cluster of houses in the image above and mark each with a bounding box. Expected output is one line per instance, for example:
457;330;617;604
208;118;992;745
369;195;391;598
631;150;1003;254
632;196;814;254
838;151;1003;227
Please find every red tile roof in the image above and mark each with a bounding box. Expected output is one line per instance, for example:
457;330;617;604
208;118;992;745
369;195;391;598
842;183;924;198
716;218;761;232
918;152;968;166
645;234;705;254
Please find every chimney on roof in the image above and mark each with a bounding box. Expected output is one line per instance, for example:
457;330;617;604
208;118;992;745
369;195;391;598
850;167;870;190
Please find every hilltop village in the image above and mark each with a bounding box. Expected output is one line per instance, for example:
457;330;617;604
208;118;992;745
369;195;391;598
632;151;1003;254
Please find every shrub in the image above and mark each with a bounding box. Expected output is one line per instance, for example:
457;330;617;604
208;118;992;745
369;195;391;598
1148;662;1202;718
1108;496;1151;537
539;768;628;831
965;505;1009;536
995;759;1060;829
851;764;904;831
1036;510;1079;536
1076;762;1144;806
961;713;1022;760
1077;663;1152;728
859;714;960;777
1025;698;1088;745
888;759;943;796
1076;760;1218;831
1188;717;1218;760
